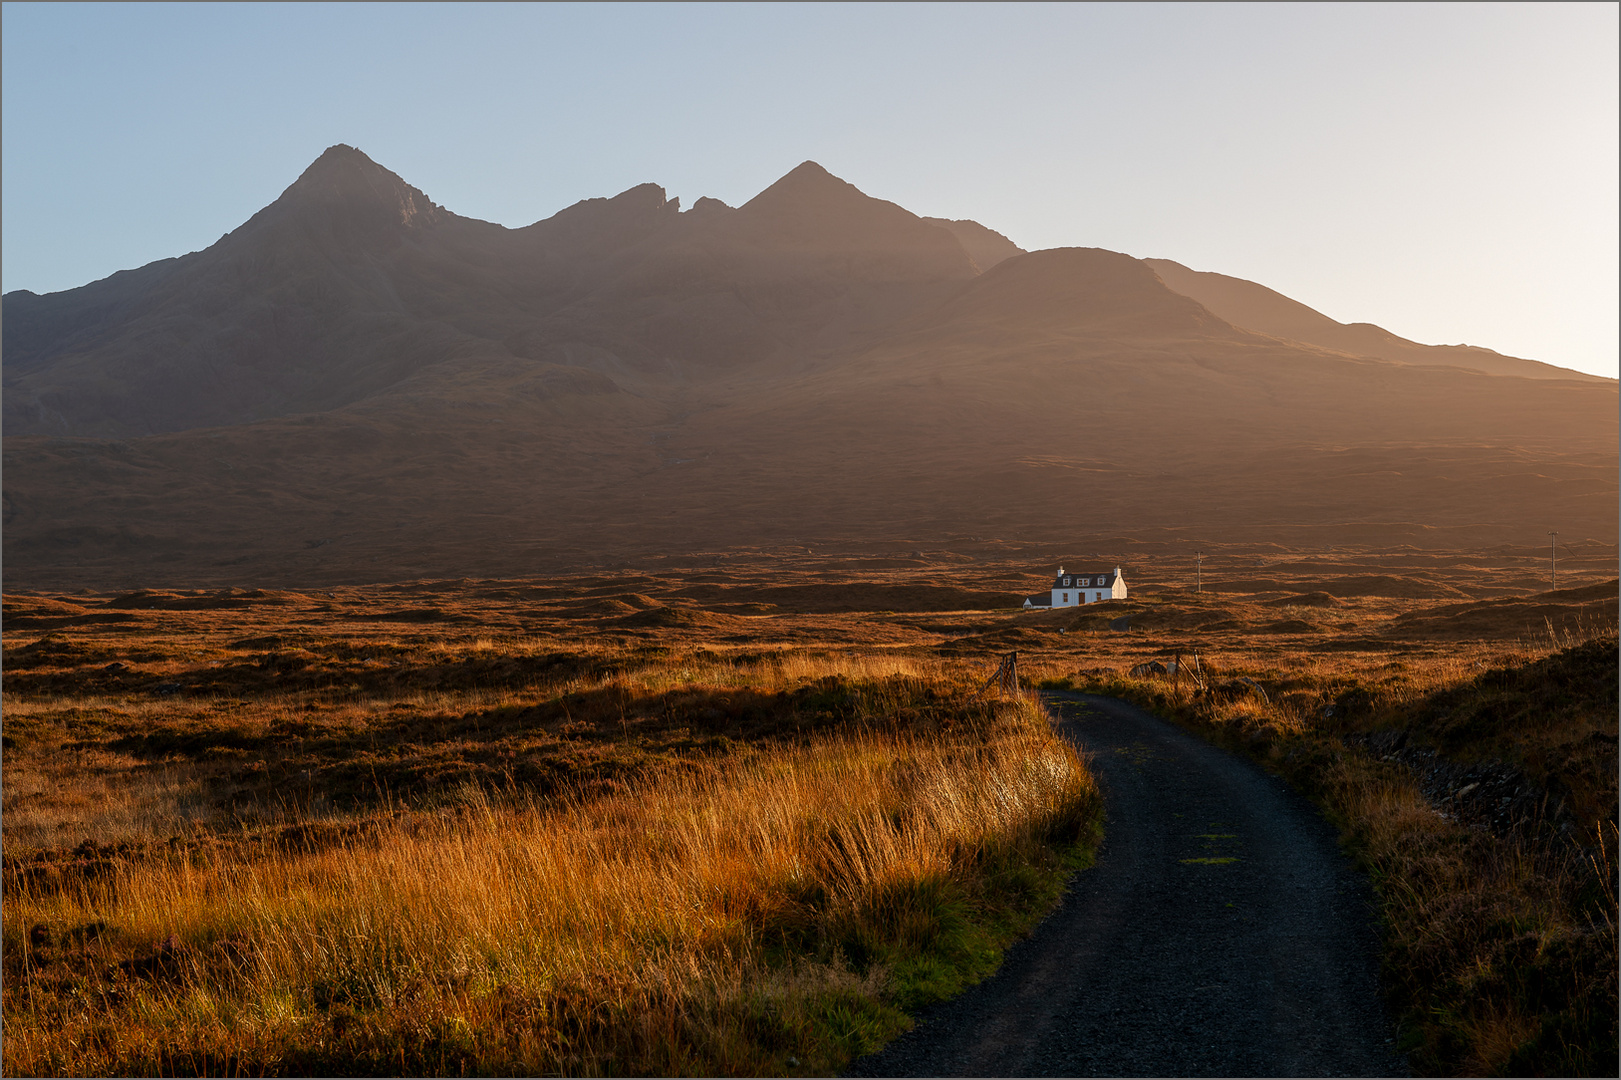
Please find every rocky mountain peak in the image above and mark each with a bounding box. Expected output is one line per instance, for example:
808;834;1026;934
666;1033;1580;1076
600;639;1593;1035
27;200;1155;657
275;144;443;228
741;161;873;218
736;162;973;274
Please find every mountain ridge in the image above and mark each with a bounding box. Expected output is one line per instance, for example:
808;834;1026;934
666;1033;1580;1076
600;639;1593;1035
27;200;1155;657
2;146;1613;588
1;150;1005;437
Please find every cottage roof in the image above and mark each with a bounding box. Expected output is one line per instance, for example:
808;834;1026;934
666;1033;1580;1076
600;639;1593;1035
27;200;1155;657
1052;566;1122;589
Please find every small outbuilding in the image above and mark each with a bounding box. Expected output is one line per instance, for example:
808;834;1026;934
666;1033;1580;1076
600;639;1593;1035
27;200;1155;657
1023;565;1128;609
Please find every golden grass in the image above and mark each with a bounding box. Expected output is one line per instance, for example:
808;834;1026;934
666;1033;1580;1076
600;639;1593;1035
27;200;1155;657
0;649;977;856
5;563;1615;1075
4;676;1097;1076
1;751;218;851
1075;628;1619;1077
1306;760;1616;1077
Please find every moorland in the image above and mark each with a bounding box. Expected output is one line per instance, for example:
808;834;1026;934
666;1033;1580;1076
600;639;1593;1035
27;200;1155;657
3;544;1616;1075
4;144;1617;1076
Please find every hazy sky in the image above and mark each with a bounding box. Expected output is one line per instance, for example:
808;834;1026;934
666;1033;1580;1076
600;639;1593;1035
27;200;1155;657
4;2;1617;377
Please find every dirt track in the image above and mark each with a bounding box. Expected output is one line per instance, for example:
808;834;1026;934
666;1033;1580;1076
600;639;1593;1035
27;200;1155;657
848;693;1408;1077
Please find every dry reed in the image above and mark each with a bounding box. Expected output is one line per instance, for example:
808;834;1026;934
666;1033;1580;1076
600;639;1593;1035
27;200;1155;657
4;695;1098;1076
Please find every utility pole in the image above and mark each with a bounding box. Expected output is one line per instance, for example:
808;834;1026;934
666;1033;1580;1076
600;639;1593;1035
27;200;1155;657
1195;551;1203;594
1549;531;1557;591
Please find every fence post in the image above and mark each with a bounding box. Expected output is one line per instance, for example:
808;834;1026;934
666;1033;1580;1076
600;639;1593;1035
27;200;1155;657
975;650;1022;701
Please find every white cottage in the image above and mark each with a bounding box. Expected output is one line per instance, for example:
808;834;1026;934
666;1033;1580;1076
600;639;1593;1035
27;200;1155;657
1023;566;1127;609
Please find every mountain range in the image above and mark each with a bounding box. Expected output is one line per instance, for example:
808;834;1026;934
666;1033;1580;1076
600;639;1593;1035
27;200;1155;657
3;146;1615;587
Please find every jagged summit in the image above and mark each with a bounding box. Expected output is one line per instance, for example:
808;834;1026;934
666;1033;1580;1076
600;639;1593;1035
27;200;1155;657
520;181;679;250
273;144;443;228
300;142;373;173
737;161;973;271
742;161;877;219
761;160;845;190
550;182;674;219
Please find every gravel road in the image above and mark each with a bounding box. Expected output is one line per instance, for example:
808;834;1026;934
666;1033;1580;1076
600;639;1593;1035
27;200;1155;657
848;693;1407;1077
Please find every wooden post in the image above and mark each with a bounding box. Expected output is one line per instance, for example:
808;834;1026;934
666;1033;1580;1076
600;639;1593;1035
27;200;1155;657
975;650;1022;701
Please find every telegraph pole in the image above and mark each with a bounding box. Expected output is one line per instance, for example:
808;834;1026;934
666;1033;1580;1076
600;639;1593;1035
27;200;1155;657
1195;551;1203;594
1549;531;1557;591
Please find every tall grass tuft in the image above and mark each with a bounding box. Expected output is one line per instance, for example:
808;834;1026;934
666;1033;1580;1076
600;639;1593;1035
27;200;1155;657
4;698;1098;1076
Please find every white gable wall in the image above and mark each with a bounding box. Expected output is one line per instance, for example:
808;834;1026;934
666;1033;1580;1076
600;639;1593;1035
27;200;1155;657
1049;566;1128;608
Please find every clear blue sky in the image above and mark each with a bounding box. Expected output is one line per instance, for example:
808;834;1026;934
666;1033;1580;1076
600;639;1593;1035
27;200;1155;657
4;2;1616;377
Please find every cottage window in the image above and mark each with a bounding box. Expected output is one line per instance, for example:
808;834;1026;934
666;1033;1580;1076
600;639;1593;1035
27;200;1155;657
1062;577;1070;587
1062;592;1069;603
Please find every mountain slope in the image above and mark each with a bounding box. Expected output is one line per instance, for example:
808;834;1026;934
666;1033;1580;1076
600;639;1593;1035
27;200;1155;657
928;248;1255;338
496;161;982;377
642;246;1616;549
1;150;986;438
920;217;1025;271
1144;258;1603;382
2;146;553;436
2;149;1615;588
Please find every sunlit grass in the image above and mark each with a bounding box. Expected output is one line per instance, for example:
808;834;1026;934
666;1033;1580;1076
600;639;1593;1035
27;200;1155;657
6;567;1614;1075
3;653;1098;1076
1071;627;1619;1077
